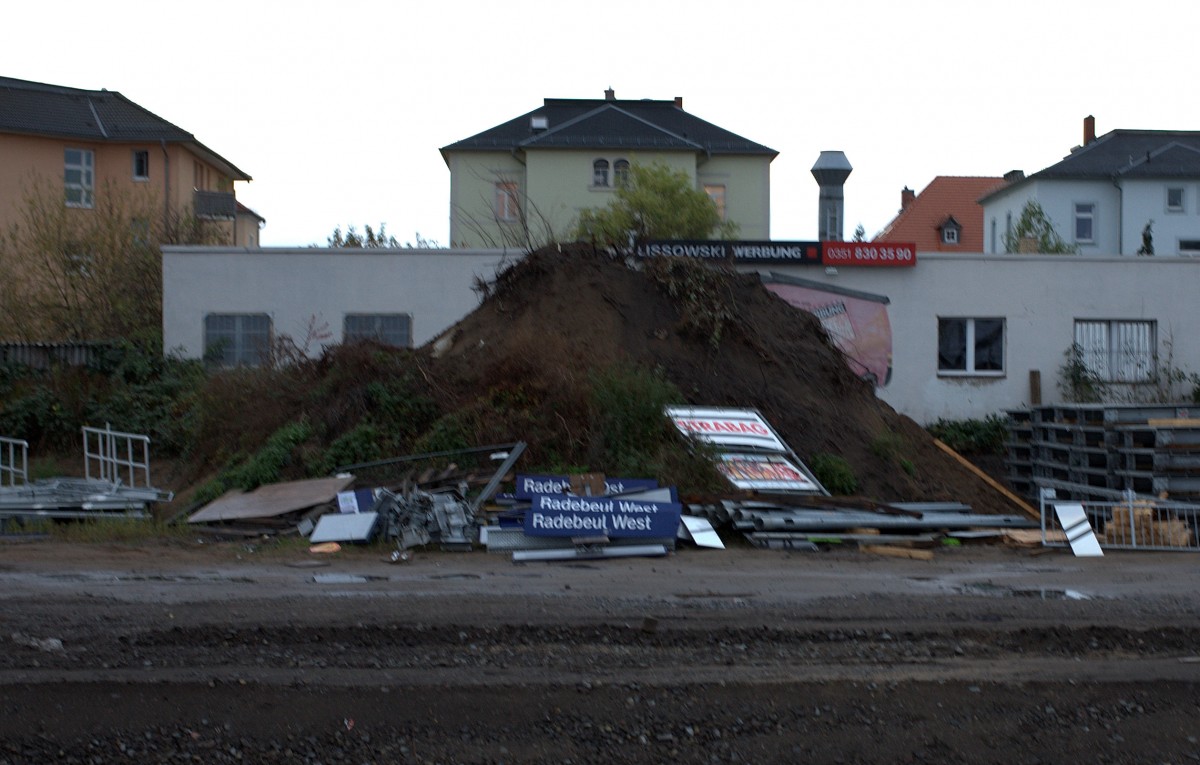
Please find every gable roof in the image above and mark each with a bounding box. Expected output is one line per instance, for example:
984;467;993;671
876;176;1005;251
0;76;251;181
979;129;1200;203
441;97;777;162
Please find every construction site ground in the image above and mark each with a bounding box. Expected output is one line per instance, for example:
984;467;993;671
2;539;1199;764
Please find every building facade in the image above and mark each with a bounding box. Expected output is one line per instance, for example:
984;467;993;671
876;176;1005;251
440;90;776;248
0;76;261;247
981;117;1200;256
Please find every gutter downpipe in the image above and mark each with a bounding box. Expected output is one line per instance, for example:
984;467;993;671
1112;175;1123;255
160;140;170;237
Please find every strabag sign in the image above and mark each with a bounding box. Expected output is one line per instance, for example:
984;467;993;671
666;407;787;453
523;493;682;538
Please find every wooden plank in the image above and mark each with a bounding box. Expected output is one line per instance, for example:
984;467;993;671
861;544;934;561
1147;418;1200;428
934;439;1040;519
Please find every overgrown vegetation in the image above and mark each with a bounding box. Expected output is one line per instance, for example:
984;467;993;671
1057;341;1200;404
643;256;739;351
808;452;858;495
1002;200;1077;254
926;415;1009;455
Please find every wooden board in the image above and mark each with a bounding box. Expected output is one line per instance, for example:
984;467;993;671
188;476;355;523
861;544;934;561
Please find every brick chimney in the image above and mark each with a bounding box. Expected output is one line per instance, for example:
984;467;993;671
1084;115;1096;145
604;87;615;101
900;186;916;212
674;96;683;109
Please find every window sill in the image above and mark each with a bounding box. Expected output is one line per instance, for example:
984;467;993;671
937;371;1006;379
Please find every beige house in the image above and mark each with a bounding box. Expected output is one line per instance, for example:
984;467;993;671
0;76;262;248
441;89;776;248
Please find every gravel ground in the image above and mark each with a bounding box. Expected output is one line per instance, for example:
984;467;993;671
2;539;1200;764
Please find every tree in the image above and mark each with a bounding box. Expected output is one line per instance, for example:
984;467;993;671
573;162;738;247
327;224;399;248
0;178;221;346
1002;200;1077;254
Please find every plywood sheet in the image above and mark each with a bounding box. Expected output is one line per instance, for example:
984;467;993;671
188;476;354;523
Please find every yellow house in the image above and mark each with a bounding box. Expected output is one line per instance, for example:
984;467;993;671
0;76;262;247
441;89;776;248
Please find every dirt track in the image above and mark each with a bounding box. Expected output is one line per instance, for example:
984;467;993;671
3;540;1200;764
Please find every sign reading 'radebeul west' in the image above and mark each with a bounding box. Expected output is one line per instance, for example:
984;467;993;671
523;493;682;538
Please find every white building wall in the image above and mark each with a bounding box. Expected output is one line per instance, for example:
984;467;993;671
756;253;1200;424
162;247;510;359
983;180;1122;253
1120;179;1200;255
163;247;1200;425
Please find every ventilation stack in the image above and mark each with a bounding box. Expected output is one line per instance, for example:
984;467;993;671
811;151;853;241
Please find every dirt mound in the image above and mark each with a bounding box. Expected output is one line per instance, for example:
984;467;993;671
427;244;1014;514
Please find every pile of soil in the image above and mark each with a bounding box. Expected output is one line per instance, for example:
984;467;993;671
426;243;1014;515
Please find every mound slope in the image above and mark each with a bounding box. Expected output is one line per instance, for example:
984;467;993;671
429;244;1014;515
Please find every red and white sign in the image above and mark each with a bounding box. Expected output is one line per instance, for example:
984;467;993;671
822;242;917;267
666;407;787;453
717;453;819;492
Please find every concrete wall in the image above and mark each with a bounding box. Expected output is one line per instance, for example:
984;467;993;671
755;253;1200;424
162;247;510;358
163;247;1200;426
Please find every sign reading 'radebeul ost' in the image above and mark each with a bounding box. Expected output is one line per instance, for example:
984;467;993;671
523;494;682;538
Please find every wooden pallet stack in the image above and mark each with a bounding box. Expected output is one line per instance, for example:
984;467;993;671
1006;404;1200;502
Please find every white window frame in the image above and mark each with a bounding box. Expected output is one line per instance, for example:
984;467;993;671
942;226;959;245
704;183;727;221
1166;187;1185;213
343;313;413;348
1074;319;1156;383
592;159;610;188
494;181;520;222
937;317;1005;377
1073;202;1095;244
613;159;630;188
1179;238;1200;256
64;148;94;208
203;313;272;367
133;150;150;181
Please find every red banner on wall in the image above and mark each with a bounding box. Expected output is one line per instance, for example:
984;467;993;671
821;242;917;267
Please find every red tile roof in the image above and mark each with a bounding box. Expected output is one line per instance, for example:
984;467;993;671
875;176;1006;251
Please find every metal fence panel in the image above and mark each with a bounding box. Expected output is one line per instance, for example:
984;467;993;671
1040;489;1200;551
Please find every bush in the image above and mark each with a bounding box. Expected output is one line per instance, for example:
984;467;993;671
926;415;1008;455
808;452;858;495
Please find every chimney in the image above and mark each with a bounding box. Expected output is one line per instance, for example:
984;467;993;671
604;87;615;101
900;186;916;212
674;96;683;109
1084;115;1096;145
1003;169;1025;183
811;151;853;241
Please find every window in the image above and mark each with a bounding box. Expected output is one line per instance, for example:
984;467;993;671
194;160;208;191
614;159;630;188
494;181;520;221
1074;319;1155;383
64;148;94;208
704;184;726;221
1074;202;1095;243
1167;187;1185;212
941;224;960;244
592;159;609;187
133;150;150;181
204;313;272;367
938;318;1005;375
344;314;412;348
1180;239;1200;255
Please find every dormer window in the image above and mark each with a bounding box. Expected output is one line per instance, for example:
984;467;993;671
593;159;610;187
939;215;962;245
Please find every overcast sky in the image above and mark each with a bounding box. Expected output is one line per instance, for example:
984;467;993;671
6;1;1196;247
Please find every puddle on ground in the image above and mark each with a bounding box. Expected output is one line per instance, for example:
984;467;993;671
428;573;483;580
36;572;256;584
312;573;388;584
958;581;1093;600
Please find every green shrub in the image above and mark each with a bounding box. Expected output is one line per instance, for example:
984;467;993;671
926;414;1008;455
808;452;858;495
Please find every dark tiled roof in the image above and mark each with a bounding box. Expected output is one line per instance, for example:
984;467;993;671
876;176;1005;251
980;130;1200;203
0;76;250;180
441;98;777;158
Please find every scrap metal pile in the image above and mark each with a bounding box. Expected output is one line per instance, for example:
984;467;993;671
0;426;173;529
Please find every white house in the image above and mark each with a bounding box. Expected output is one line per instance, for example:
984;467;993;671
980;117;1200;256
